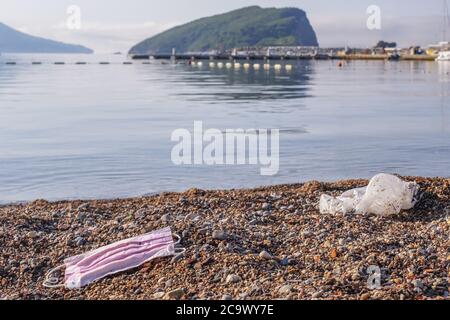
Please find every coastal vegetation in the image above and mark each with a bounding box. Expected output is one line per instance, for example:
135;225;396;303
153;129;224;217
129;6;318;54
375;40;397;49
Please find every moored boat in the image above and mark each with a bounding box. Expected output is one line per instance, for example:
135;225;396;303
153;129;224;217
387;52;401;61
436;50;450;61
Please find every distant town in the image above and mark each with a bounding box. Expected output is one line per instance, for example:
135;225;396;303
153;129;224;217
131;40;450;62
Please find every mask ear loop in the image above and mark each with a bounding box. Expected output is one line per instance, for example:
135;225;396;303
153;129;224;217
172;233;186;258
173;233;181;245
43;265;66;288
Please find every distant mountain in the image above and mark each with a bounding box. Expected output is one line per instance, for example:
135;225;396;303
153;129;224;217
0;22;93;54
129;6;318;54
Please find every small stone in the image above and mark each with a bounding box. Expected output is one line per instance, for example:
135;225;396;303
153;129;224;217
239;292;249;299
226;274;241;284
212;274;222;283
302;230;312;237
171;251;185;263
27;231;38;239
278;285;293;295
166;288;185;300
412;279;424;291
185;257;197;266
222;294;233;300
77;212;86;221
157;277;166;285
280;257;289;266
161;214;170;223
153;292;165;299
262;203;271;210
185;212;199;221
193;262;203;270
75;236;86;246
134;208;147;219
360;293;371;300
329;249;338;259
165;279;173;288
77;203;89;211
259;250;273;260
212;230;226;240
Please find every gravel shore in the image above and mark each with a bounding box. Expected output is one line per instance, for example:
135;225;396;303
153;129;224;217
0;176;449;300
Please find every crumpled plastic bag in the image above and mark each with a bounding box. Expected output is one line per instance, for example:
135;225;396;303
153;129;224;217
320;174;420;215
320;187;367;215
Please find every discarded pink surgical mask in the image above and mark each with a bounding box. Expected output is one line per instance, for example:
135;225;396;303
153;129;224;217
44;227;184;289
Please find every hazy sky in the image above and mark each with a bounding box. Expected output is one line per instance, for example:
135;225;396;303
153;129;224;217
0;0;448;53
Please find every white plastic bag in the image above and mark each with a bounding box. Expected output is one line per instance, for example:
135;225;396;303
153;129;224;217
320;187;366;215
320;174;420;216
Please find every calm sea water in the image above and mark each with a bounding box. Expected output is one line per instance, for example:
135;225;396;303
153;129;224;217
0;54;449;203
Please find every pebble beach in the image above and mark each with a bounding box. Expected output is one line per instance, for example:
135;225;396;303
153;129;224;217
0;176;449;300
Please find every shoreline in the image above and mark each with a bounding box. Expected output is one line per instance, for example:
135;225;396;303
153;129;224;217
0;176;448;300
1;175;448;208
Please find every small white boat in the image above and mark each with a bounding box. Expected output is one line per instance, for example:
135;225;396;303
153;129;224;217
436;51;450;61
